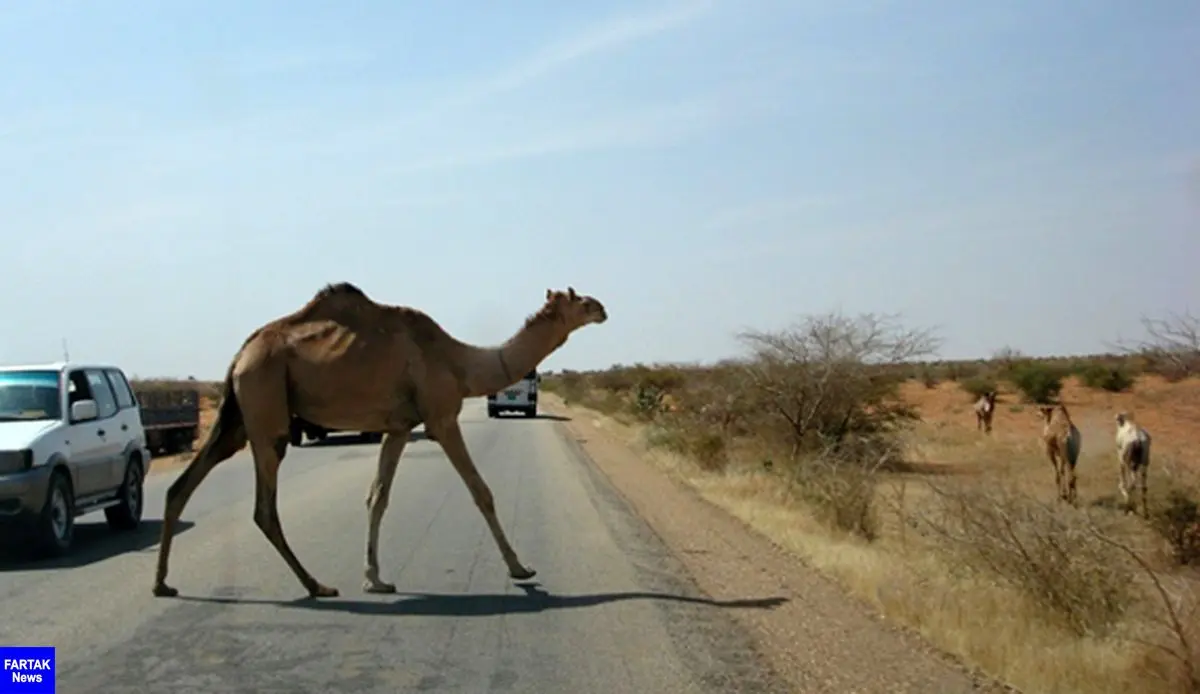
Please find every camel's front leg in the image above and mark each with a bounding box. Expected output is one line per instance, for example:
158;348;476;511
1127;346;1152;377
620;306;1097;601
1118;459;1133;512
363;431;411;593
429;419;535;580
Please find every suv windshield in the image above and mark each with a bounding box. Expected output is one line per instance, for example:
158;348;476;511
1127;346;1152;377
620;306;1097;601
0;369;62;421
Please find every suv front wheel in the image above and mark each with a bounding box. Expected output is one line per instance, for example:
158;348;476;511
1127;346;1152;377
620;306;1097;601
33;471;75;558
105;457;143;531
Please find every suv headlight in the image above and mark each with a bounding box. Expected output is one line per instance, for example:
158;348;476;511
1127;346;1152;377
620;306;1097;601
0;449;34;474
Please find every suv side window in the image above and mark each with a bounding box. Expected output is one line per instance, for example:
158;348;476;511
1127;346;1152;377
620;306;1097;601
86;369;119;420
67;370;93;422
105;369;136;410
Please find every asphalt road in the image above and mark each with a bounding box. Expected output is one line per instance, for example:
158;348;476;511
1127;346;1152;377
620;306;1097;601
0;399;788;694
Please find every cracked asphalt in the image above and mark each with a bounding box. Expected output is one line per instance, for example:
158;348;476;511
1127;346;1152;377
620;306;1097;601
0;399;789;693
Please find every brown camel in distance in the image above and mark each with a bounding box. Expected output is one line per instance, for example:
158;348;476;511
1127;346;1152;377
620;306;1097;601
151;283;608;599
1037;404;1081;505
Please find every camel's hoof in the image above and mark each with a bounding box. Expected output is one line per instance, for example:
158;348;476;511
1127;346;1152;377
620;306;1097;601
510;566;537;581
309;584;340;599
363;580;397;594
153;584;179;598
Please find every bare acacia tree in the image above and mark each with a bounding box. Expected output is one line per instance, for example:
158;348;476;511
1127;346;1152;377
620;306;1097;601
735;312;940;464
1116;310;1200;381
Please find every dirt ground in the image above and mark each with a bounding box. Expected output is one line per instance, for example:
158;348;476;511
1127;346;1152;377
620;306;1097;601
896;374;1200;512
902;374;1200;475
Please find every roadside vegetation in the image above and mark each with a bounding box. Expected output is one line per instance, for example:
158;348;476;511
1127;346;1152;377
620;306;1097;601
543;310;1200;694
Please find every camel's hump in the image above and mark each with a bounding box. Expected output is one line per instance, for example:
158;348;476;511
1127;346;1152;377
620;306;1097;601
312;282;368;302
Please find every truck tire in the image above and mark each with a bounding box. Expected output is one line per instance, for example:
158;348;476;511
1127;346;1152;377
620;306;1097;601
105;456;144;531
524;406;536;418
33;470;75;558
487;406;498;418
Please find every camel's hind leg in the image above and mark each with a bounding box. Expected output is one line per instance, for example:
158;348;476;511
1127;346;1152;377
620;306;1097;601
248;434;337;598
1047;448;1064;501
1135;442;1150;519
236;357;336;599
363;430;412;594
428;418;535;580
1064;459;1078;506
154;394;248;597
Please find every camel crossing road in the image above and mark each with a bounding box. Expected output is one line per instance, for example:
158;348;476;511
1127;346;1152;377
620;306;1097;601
0;399;791;694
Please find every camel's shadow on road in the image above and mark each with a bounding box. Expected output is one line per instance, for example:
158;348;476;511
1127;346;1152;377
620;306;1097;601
180;581;788;617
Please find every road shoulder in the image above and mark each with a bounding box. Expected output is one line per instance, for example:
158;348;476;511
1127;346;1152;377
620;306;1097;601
544;394;1008;693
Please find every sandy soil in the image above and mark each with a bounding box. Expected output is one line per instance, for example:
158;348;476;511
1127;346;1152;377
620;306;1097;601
901;374;1200;476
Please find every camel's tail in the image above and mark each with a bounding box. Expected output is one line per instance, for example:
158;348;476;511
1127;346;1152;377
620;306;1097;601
203;368;248;459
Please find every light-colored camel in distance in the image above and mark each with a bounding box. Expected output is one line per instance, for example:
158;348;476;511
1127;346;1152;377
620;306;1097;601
1114;412;1151;518
152;283;607;599
1037;404;1081;505
973;391;997;433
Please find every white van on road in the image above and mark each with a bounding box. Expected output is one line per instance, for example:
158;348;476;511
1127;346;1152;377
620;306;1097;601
486;370;539;418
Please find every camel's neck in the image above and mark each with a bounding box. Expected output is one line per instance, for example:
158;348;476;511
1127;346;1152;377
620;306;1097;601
461;318;568;397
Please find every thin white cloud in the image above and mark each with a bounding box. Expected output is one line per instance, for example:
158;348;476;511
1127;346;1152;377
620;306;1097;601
378;86;753;175
415;0;717;117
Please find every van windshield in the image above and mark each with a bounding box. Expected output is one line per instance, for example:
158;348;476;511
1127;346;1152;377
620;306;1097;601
0;369;62;421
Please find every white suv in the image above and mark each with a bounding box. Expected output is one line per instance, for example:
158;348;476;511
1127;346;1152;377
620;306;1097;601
0;362;152;557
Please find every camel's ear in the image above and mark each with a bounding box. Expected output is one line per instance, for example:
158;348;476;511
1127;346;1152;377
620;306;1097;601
546;288;553;301
568;286;577;300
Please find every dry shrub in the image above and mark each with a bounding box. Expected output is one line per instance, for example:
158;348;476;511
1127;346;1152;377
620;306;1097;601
733;312;939;539
735;312;937;461
1117;311;1200;383
911;481;1200;690
915;481;1137;637
787;451;883;540
644;417;728;472
1150;486;1200;566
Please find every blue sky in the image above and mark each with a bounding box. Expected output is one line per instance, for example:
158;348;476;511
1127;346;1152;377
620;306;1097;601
1;1;1196;379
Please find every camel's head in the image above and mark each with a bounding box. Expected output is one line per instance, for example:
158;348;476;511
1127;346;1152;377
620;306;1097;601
546;286;607;329
1115;412;1131;428
1037;405;1056;423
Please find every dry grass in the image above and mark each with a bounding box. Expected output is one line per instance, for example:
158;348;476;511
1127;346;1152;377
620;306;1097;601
545;345;1200;693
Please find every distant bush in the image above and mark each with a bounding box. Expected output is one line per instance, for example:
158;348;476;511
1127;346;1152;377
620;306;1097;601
918;364;939;389
959;376;998;401
1078;363;1136;393
1006;362;1065;404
